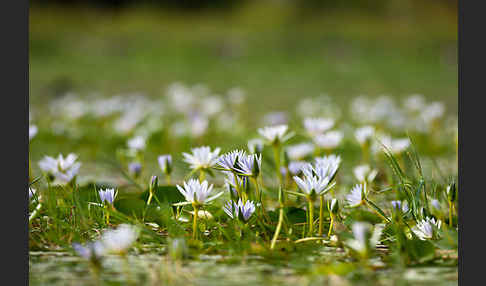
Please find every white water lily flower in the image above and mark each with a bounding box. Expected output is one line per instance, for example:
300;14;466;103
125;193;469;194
38;153;81;185
176;179;221;206
99;188;116;205
233;153;262;177
353;164;378;183
73;241;105;261
223;199;256;222
313;131;343;149
286;143;315;160
354;126;375;145
183;146;221;171
158;155;172;175
29;125;38;141
303;117;334;137
293;163;331;197
101;224;139;255
314;154;341;181
247;138;264;154
217;150;247;171
258;125;291;144
412;217;442;240
127;136;146;151
346;184;367;207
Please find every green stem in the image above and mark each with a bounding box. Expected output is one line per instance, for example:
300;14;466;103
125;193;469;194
270;206;284;250
272;144;283;188
147;191;153;206
166;174;171;185
318;195;324;237
308;199;314;236
199;170;206;181
193;205;199;240
327;214;334;237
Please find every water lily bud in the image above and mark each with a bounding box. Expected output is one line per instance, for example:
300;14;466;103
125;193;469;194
158;155;172;176
328;198;339;215
446;182;456;203
150;176;158;192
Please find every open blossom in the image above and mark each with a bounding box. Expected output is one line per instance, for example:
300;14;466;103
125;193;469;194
38;153;81;185
286;143;315;160
303;117;334;137
233;153;262;177
158;155;172;175
73;241;105;261
29;125;38;141
314;154;341;181
99;188;116;205
293;163;332;197
353;164;378;183
101;224;139;254
354;126;375;145
346;184;367;207
127;136;146;151
217;150;246;171
412;217;442;240
176;179;221;206
223;199;256;222
183;146;221;171
258;125;290;144
313;131;343;149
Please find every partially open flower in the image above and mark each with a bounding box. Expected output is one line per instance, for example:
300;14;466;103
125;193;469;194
354;126;375;145
412;217;442;240
233;153;262;178
38;153;81;185
158;155;173;176
258;125;291;145
127;136;146;151
176;179;221;206
128;162;142;178
286;143;315;161
98;188;117;205
223;199;256;222
346;184;367;208
183;146;221;171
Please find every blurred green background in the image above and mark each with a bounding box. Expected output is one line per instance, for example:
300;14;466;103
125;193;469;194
30;0;457;115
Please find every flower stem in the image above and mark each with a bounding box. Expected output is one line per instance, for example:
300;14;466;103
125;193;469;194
199;170;206;182
166;174;171;185
318;195;324;237
272;144;283;187
327;214;334;237
146;191;153;206
308;199;314;236
270;205;284;250
192;205;199;240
